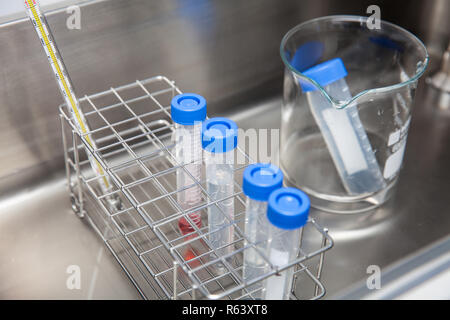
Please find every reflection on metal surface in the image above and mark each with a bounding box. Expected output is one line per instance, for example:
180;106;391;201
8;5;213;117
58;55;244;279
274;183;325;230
334;236;450;300
1;81;450;299
427;43;450;110
0;175;141;299
233;85;450;298
0;0;449;299
1;0;447;193
428;44;450;92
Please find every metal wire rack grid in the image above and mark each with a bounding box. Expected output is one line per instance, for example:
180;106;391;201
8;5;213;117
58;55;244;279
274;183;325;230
59;75;333;300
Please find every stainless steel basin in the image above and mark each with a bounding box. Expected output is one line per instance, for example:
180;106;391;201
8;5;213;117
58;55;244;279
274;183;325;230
0;0;449;299
1;80;449;299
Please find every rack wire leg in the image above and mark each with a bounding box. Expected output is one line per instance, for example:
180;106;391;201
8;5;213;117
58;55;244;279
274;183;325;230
72;132;85;218
173;261;178;300
315;228;328;296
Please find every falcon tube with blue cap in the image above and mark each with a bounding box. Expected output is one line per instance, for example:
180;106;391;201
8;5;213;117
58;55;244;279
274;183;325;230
241;163;283;299
300;58;386;195
171;93;207;235
202;117;238;266
262;187;310;300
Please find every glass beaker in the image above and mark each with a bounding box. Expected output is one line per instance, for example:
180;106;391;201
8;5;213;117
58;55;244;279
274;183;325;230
280;16;428;213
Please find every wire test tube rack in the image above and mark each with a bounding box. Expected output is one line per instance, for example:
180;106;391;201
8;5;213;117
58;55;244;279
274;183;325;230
59;75;334;300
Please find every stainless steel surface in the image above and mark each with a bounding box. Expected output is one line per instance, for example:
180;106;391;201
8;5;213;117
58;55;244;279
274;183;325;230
0;175;140;299
314;82;450;297
428;44;450;90
334;235;450;299
417;0;450;59
59;75;332;300
427;43;450;111
226;80;450;299
1;76;449;299
1;0;447;194
1;0;449;299
0;0;301;193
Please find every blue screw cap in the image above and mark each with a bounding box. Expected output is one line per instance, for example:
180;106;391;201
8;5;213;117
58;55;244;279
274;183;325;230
170;93;207;125
201;117;238;153
267;187;310;230
300;57;348;92
242;164;284;202
290;41;324;72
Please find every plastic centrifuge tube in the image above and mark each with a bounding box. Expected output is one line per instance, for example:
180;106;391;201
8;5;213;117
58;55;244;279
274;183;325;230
301;58;386;195
202;117;239;267
262;187;310;300
170;93;207;235
242;163;284;299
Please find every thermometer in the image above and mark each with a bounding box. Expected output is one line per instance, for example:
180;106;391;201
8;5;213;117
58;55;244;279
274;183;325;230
24;0;115;201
